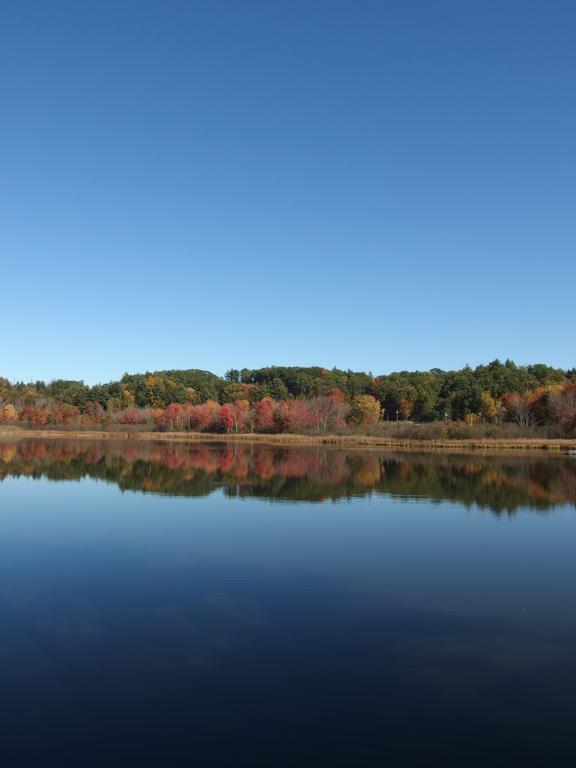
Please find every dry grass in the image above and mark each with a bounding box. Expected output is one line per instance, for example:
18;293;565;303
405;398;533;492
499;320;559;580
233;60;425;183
1;425;576;453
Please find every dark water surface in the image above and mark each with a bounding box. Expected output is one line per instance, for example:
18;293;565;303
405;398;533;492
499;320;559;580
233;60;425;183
1;439;576;766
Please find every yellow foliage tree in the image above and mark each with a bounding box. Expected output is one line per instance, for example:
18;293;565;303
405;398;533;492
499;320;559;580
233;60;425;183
479;391;502;423
2;403;18;423
351;395;382;426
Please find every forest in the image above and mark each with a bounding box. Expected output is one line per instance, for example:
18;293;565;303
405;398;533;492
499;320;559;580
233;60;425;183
1;360;576;436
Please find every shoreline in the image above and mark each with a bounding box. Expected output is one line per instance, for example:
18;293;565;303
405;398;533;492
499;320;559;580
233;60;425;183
1;426;576;453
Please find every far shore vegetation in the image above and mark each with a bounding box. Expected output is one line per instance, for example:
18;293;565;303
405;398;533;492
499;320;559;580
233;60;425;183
1;361;576;445
1;425;576;453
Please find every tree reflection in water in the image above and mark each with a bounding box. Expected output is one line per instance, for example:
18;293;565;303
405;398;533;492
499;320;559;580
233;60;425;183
1;439;575;514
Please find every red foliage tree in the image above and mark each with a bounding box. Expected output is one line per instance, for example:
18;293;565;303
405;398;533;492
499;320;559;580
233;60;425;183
254;397;276;432
219;403;235;433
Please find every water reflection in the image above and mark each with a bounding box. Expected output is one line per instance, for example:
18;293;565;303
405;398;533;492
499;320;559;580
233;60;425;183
1;439;575;513
3;438;576;765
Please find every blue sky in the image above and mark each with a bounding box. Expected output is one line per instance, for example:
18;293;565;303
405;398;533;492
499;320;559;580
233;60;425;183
2;0;574;384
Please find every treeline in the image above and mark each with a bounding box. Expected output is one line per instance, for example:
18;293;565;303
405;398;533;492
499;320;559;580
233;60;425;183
1;360;576;433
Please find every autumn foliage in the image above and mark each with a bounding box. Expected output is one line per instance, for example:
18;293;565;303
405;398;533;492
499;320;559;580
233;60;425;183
1;361;576;435
154;393;350;434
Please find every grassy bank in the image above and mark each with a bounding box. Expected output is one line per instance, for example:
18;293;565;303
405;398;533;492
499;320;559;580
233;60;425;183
1;425;576;452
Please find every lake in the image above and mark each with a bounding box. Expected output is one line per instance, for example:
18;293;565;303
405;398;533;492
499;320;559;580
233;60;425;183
1;439;576;766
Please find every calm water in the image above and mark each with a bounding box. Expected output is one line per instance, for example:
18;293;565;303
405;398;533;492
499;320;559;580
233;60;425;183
1;439;576;766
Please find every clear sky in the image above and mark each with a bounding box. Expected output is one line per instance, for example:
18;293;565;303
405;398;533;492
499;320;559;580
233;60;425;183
2;0;574;384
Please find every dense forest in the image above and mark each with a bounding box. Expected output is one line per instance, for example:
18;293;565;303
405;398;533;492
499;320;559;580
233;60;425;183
1;360;575;435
